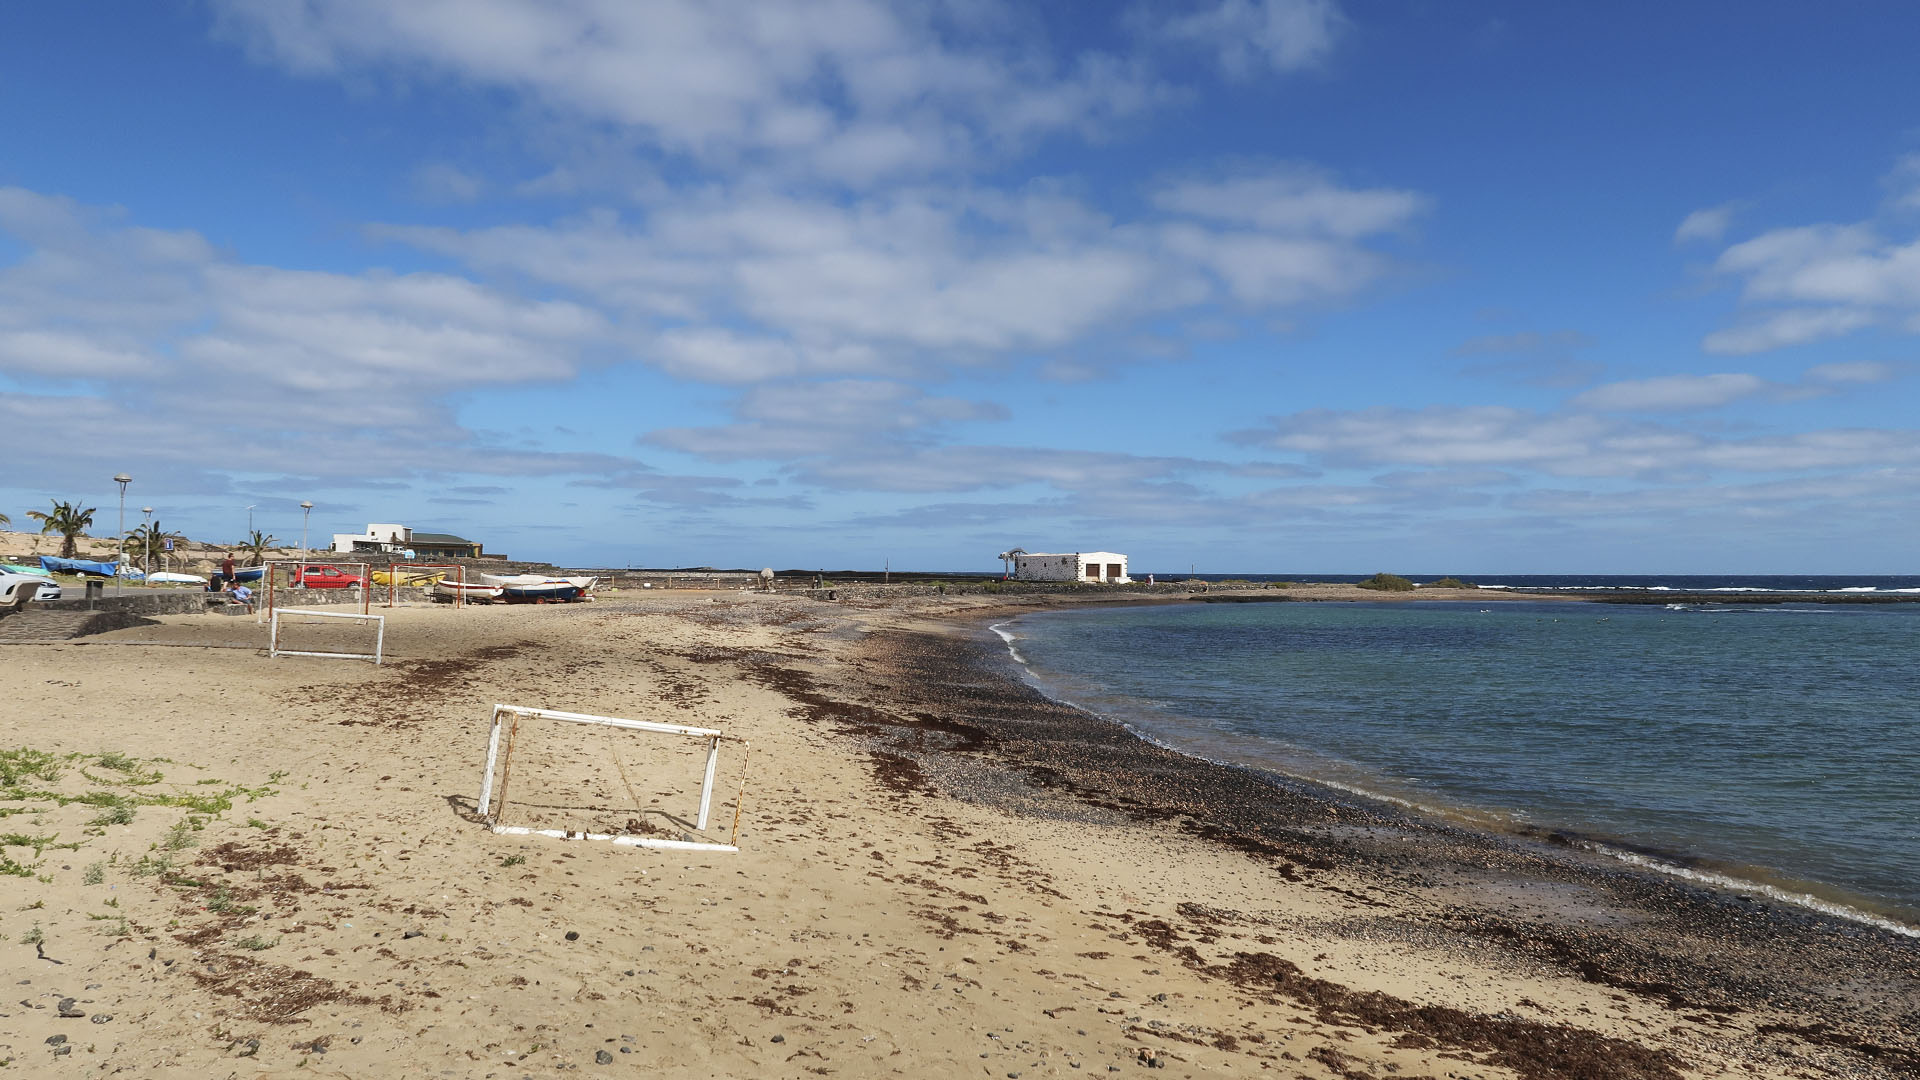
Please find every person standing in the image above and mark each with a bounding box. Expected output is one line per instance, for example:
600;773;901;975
220;551;235;586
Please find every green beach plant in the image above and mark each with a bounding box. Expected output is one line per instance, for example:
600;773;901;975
1420;576;1475;589
1355;572;1416;592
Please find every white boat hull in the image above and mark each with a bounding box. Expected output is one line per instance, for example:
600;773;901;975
434;581;504;603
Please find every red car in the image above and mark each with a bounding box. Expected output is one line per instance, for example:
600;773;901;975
290;565;368;589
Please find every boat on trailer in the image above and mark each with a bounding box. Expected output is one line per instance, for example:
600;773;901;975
433;580;504;603
480;573;597;602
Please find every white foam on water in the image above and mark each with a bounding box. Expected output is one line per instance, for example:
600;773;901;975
988;621;1026;664
1588;845;1920;939
1835;587;1879;593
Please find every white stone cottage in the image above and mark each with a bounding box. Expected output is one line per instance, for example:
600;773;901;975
1012;551;1130;583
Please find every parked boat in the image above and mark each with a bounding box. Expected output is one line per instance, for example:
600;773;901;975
147;572;207;586
433;580;504;603
480;573;596;602
373;568;446;587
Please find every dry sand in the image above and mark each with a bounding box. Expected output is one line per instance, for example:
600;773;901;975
0;588;1914;1078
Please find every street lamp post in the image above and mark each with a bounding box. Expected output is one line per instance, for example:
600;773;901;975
300;501;314;560
112;474;131;595
141;507;153;578
246;504;256;541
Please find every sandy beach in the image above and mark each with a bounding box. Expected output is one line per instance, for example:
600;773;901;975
1;587;1914;1078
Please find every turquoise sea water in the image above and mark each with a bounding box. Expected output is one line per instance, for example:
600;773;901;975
996;601;1920;931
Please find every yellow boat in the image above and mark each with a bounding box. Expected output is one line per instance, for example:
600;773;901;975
371;568;446;587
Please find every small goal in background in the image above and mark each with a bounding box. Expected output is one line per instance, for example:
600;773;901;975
269;608;385;664
477;704;750;853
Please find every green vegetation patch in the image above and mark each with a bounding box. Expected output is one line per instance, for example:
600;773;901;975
0;749;281;879
1420;576;1475;589
1356;572;1416;592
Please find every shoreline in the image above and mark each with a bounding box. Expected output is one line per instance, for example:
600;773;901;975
981;601;1920;938
815;594;1920;1070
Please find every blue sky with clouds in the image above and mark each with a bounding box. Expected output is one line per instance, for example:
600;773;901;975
2;1;1917;572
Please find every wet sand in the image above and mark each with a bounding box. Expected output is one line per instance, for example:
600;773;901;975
0;587;1913;1077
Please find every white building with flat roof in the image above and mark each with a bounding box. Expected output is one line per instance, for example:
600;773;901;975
331;524;410;554
1012;551;1129;583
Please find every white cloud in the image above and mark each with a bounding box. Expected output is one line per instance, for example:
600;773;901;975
1804;360;1897;384
0;330;153;378
1152;0;1347;79
1232;404;1920;477
1885;152;1920;212
647;379;1005;461
210;0;1173;183
794;445;1238;493
0;185;646;493
1674;202;1740;245
1701;169;1920;352
377;172;1419;383
1153;166;1424;237
411;162;487;203
1702;308;1876;355
1569;373;1770;412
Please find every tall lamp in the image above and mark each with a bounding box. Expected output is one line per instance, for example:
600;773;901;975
300;501;314;560
141;507;153;578
112;473;131;594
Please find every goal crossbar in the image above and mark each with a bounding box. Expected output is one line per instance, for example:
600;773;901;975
270;607;385;664
477;703;748;853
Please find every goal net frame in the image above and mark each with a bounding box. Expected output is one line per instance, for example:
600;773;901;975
269;607;385;664
383;562;466;608
476;703;750;854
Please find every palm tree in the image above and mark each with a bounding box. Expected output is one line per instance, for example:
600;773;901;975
243;530;277;566
123;522;185;572
26;500;96;559
0;510;10;528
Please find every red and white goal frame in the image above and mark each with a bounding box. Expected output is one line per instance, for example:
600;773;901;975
383;562;467;608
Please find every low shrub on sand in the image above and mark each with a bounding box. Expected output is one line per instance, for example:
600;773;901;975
1356;572;1415;592
1420;577;1474;589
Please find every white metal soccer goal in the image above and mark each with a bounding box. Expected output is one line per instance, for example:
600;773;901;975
269;608;385;664
477;704;750;853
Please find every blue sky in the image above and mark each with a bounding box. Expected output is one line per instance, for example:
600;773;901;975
3;1;1918;573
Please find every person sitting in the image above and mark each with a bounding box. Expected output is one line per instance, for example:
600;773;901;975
227;581;254;613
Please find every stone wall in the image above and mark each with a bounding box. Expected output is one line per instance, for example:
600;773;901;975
798;580;1223;601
